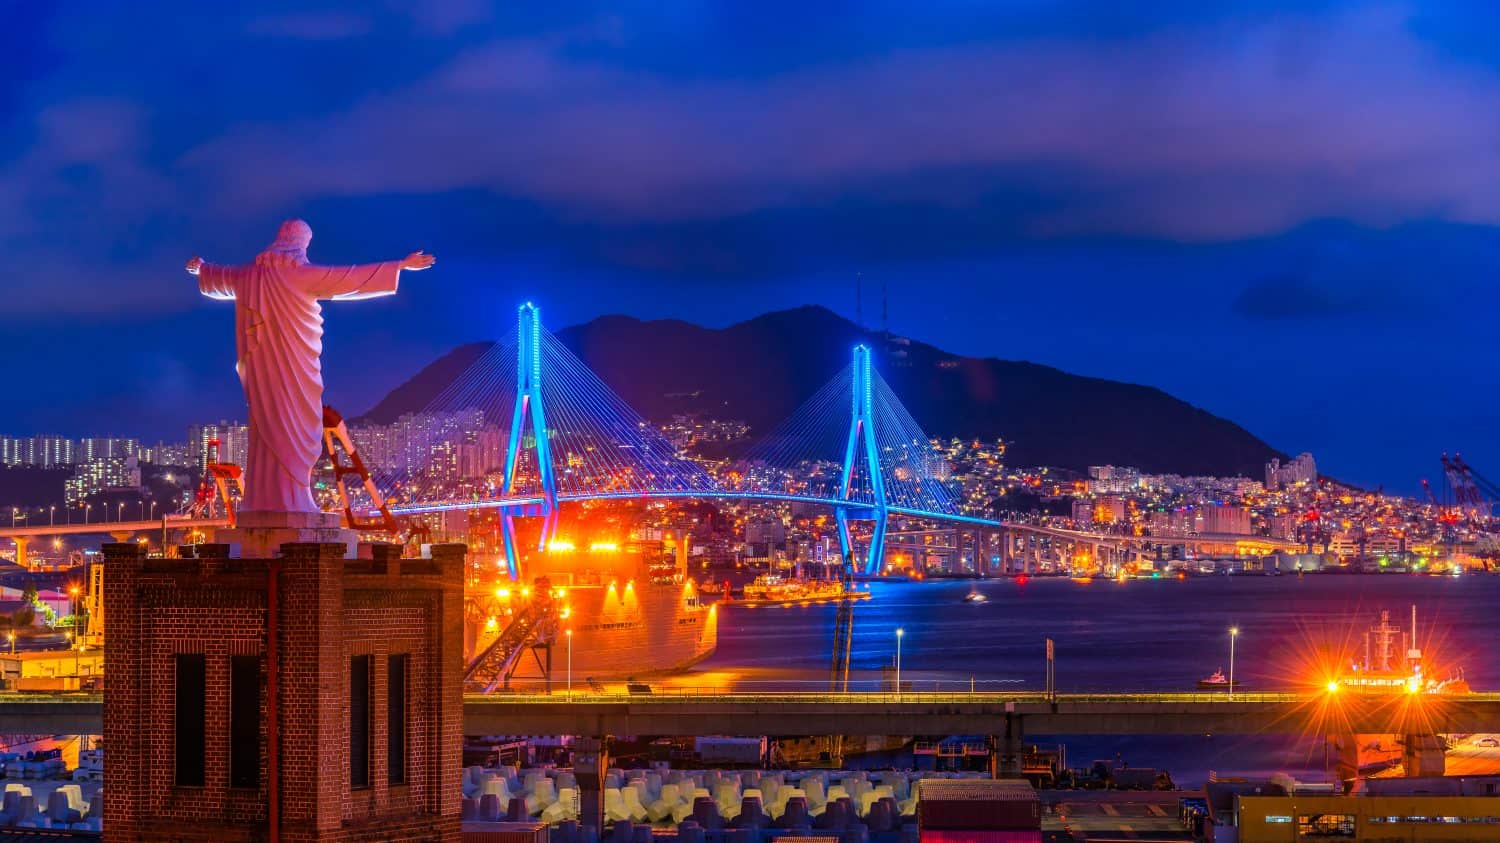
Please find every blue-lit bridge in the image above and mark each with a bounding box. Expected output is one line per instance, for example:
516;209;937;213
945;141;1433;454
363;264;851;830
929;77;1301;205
358;303;998;579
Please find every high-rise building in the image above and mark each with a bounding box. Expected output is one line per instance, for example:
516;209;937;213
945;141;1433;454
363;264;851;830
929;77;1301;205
79;437;140;463
139;440;192;467
64;455;144;504
188;421;249;475
0;437;25;466
27;435;75;467
1265;452;1317;490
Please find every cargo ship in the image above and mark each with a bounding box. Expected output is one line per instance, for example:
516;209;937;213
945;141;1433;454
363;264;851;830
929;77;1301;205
465;540;717;683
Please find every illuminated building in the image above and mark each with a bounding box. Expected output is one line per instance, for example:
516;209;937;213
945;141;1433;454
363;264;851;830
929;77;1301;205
64;455;143;504
1266;452;1317;490
1199;503;1252;535
187;421;248;475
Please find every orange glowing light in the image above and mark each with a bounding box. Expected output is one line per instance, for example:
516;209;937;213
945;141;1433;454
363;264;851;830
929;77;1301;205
1325;680;1340;694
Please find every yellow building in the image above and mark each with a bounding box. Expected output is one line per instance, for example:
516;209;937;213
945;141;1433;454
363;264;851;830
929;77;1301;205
1233;795;1500;842
0;648;103;691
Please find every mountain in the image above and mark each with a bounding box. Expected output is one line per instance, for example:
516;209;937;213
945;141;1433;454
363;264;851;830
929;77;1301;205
361;306;1281;477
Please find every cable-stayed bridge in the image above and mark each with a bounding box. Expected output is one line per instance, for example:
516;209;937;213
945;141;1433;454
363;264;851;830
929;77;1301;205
349;303;996;579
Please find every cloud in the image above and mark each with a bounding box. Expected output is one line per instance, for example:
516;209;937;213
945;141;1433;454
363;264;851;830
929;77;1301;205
247;12;374;41
177;5;1500;242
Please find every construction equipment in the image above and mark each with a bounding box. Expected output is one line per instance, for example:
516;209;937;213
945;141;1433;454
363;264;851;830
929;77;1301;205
825;554;858;766
322;405;399;532
184;437;244;526
829;554;856;693
464;580;559;693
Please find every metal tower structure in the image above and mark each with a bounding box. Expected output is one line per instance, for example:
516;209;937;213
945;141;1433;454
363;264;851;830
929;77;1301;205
836;345;890;574
499;303;558;578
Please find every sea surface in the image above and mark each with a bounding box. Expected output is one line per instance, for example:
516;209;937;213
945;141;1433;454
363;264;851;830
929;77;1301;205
680;573;1500;785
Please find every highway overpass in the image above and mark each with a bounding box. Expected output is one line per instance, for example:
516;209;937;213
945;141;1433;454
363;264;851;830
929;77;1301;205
13;691;1500;737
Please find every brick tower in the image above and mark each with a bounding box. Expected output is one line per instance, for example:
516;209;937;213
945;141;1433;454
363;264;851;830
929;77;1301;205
104;540;465;842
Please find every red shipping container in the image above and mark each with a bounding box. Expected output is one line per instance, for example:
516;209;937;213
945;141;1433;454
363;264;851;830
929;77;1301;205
461;821;549;843
920;832;1043;843
918;779;1041;831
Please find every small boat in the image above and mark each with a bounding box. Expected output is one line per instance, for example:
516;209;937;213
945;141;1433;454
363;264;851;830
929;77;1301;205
736;575;872;607
962;589;987;603
1197;668;1239;689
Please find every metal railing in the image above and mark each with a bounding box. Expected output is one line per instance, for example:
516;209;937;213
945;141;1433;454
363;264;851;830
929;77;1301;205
465;688;1500;705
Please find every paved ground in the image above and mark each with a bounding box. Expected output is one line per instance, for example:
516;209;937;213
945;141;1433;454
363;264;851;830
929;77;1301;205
1040;790;1197;841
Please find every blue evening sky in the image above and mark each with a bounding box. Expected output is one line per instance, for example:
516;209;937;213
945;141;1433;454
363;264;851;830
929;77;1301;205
2;1;1498;492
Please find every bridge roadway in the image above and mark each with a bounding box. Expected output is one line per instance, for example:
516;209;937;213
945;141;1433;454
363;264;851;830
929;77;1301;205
11;691;1500;737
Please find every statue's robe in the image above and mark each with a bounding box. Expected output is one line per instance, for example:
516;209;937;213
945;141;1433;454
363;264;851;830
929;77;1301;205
199;255;402;513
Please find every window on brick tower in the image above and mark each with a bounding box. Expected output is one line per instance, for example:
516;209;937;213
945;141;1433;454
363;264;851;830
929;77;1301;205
174;653;206;787
388;653;408;785
230;655;260;788
350;654;371;789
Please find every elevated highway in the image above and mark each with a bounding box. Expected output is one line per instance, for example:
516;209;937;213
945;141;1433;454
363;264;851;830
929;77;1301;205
0;517;230;567
15;691;1500;738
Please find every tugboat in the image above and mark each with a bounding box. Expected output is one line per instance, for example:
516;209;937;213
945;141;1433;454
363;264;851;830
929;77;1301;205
1197;668;1239;689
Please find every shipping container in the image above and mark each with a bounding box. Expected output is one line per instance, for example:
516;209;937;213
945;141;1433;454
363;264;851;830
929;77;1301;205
917;779;1041;832
919;832;1042;843
460;820;549;843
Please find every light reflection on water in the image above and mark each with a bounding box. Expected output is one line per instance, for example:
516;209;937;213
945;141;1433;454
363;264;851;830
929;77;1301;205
682;574;1500;784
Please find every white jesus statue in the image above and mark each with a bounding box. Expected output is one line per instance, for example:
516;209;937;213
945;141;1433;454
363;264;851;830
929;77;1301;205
188;219;435;514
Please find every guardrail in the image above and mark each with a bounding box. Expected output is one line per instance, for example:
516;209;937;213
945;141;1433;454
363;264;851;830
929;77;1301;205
470;690;1308;705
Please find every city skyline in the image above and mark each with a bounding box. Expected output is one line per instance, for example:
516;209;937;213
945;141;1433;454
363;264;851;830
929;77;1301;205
6;2;1500;492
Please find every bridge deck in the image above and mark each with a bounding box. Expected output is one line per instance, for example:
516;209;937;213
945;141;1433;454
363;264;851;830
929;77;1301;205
17;692;1500;737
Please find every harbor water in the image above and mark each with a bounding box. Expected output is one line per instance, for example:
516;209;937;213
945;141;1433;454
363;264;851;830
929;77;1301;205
683;573;1500;785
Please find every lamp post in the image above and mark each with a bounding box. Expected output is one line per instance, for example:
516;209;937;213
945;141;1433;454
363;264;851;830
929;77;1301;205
1228;626;1239;700
84;504;91;525
48;506;54;527
566;629;573;700
117;502;124;523
7;632;13;655
895;627;905;699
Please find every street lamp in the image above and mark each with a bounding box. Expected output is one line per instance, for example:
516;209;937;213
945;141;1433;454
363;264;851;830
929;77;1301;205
566;629;573;701
895;627;905;698
6;632;13;655
84;504;91;524
1228;626;1239;700
117;502;125;522
48;506;55;527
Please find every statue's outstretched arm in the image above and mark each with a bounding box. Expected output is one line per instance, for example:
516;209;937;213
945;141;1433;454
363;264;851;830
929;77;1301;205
301;251;435;301
193;257;238;301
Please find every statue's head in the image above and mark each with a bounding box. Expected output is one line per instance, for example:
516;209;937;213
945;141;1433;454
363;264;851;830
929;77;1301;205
256;219;312;267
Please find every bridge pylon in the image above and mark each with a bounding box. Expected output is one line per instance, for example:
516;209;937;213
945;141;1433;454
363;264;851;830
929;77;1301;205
836;345;889;574
499;302;559;579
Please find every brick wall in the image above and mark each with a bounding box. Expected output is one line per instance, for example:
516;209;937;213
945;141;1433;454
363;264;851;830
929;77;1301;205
104;541;464;842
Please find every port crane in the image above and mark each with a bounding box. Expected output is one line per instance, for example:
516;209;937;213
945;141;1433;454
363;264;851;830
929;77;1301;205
183;436;244;526
1441;453;1497;518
